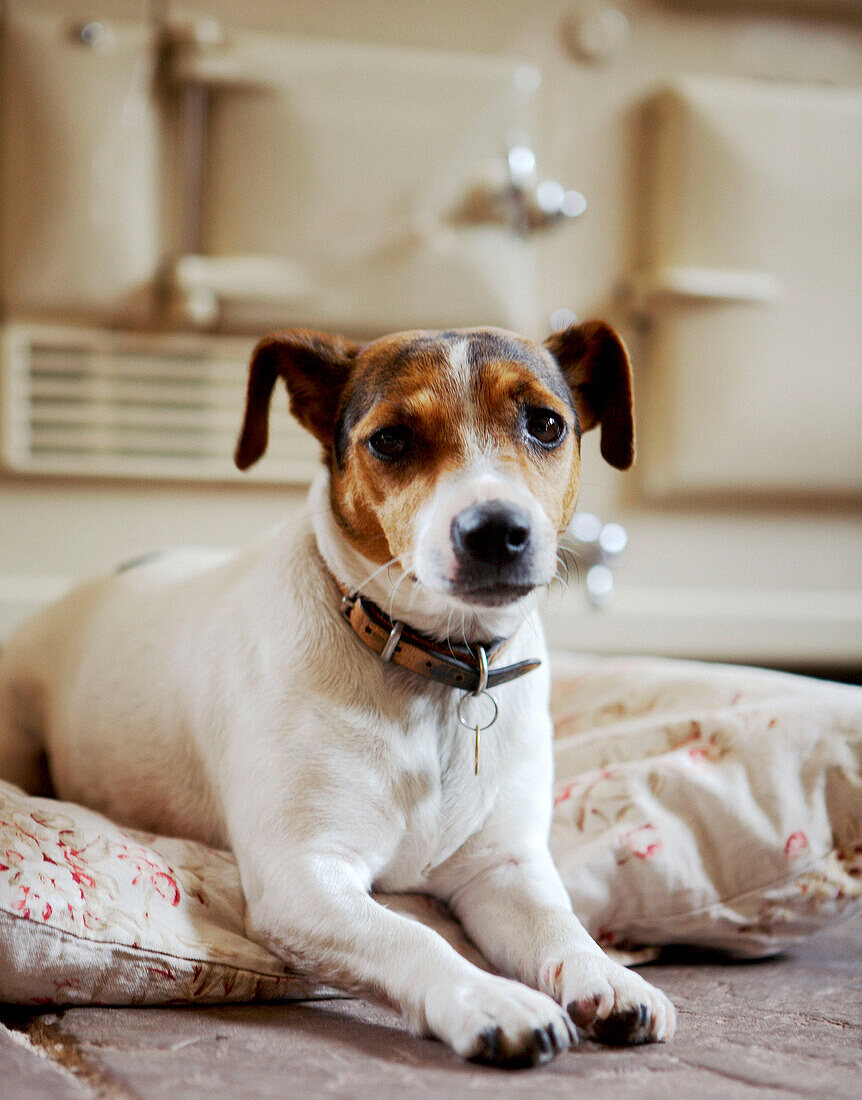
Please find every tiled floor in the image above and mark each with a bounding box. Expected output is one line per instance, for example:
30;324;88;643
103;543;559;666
2;913;860;1099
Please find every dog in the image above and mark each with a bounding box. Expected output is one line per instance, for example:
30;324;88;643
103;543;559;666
0;321;675;1066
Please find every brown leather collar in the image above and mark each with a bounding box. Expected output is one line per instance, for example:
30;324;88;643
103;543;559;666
336;581;541;692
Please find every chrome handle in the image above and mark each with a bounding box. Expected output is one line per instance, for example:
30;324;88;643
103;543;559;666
627;266;781;312
449;143;587;237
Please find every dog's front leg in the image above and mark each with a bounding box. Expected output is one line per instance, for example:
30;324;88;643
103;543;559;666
234;845;576;1067
446;845;676;1045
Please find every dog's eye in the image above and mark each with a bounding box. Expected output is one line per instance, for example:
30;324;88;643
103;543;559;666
526;408;566;448
368;426;411;460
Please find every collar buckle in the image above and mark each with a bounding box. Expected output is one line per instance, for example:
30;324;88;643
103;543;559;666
380;619;405;662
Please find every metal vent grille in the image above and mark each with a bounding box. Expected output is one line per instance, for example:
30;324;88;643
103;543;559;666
0;325;319;483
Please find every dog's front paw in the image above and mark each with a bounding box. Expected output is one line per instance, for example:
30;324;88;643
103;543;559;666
541;951;676;1046
425;974;577;1068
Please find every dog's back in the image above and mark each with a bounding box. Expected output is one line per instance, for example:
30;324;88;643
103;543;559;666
0;547;234;824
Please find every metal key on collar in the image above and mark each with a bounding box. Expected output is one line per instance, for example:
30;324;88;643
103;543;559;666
456;645;499;775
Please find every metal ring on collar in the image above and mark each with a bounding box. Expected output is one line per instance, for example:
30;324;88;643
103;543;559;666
457;690;499;732
475;645;489;695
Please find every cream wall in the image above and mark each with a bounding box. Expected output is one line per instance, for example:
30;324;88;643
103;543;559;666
2;0;861;665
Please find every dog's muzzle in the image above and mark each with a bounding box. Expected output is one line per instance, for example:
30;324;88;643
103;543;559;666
450;501;535;603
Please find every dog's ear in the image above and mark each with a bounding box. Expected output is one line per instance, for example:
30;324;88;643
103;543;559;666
235;329;360;470
544;321;635;470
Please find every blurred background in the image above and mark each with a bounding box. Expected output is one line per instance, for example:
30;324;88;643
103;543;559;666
0;0;860;676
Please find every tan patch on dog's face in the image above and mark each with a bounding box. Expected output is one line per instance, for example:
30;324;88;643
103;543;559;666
471;356;582;533
328;329;581;571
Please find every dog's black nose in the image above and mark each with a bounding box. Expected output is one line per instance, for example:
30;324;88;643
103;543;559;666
451;502;532;568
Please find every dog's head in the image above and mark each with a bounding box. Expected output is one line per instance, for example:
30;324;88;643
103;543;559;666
236;323;633;610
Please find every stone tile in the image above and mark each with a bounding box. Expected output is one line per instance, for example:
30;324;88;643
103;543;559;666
0;1024;89;1100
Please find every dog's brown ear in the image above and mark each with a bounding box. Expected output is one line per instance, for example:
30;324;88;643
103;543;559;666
235;329;360;470
544;321;635;470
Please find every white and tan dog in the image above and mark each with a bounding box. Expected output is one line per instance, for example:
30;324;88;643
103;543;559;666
0;322;675;1067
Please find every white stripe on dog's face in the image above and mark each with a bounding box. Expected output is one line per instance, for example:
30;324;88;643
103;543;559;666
446;339;474;403
328;327;582;610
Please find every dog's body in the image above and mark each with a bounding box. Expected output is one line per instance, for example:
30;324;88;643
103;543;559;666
0;323;674;1066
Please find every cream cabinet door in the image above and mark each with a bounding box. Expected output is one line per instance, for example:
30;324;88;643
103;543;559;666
634;77;862;499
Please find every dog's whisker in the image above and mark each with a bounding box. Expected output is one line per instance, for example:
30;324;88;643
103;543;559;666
554;553;571;588
353;556;400;597
445;608;458;657
557;547;581;586
385;568;413;622
507;598;539;654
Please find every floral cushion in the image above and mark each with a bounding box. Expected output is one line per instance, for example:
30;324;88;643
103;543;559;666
1;655;860;1006
547;656;862;958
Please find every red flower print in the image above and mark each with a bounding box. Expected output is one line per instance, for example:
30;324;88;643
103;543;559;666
553;778;582;808
151;871;181;907
13;883;32;918
147;965;177;982
784;831;809;859
623;824;663;860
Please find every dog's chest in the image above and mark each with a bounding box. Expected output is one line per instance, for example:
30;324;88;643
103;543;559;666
372;696;503;892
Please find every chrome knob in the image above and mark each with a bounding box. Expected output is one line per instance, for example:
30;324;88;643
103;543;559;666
70;21;114;50
449;143;587;237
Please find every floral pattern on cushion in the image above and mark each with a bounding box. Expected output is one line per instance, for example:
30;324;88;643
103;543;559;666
548;656;862;957
0;782;315;1005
